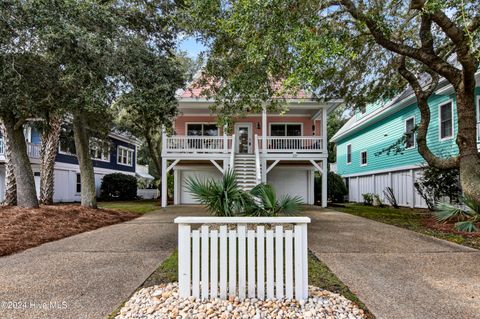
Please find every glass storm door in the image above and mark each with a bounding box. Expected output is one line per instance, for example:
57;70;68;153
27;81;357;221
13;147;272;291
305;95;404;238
236;124;251;153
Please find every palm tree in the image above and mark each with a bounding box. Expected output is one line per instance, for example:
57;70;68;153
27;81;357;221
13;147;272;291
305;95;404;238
185;170;303;217
1;124;16;205
185;169;253;216
435;197;480;232
40;116;62;205
249;183;303;216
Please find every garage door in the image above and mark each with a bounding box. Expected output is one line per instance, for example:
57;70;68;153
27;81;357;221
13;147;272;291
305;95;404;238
179;169;223;204
267;168;309;203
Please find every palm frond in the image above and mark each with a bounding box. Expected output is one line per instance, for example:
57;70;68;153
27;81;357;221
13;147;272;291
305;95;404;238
454;221;478;232
277;194;303;215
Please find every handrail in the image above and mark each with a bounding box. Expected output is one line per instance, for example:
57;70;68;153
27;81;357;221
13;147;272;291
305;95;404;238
164;135;233;154
254;134;261;183
262;136;325;153
229;134;236;170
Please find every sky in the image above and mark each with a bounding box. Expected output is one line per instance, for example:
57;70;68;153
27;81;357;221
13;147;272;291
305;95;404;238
178;36;206;59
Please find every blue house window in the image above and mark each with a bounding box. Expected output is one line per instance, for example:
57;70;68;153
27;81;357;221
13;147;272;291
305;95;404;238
439;102;453;140
117;146;134;166
346;144;352;164
405;117;415;149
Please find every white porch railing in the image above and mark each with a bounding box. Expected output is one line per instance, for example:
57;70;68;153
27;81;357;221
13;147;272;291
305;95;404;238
174;216;310;301
164;136;233;154
258;136;325;153
0;140;40;159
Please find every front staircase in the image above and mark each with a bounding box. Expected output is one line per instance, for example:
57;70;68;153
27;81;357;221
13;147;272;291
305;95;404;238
234;154;259;191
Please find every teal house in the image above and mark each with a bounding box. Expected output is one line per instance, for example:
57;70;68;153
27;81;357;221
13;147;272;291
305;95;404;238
331;73;480;208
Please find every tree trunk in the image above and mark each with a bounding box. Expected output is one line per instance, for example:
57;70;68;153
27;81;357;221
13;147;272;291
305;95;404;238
145;131;162;177
454;75;480;203
40;116;62;205
72;112;97;208
1;124;16;205
2;119;39;208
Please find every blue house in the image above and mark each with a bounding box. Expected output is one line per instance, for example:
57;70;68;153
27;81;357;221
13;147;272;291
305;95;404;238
0;127;140;202
331;73;480;208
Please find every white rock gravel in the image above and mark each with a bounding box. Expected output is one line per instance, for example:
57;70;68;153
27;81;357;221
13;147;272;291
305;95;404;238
115;283;366;319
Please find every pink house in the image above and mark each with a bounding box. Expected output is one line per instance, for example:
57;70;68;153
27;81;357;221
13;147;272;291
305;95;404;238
161;82;341;207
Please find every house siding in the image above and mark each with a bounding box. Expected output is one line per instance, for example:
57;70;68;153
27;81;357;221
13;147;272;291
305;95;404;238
336;92;467;176
335;86;480;208
55;138;136;173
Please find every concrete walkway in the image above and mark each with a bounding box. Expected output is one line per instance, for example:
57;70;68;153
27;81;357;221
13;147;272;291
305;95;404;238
0;206;203;319
306;209;480;319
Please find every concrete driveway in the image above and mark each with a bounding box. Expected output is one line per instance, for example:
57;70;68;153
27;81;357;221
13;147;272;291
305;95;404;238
306;209;480;319
0;205;206;319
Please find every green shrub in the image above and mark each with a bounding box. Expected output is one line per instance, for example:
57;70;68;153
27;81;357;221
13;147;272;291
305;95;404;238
362;193;374;206
100;173;138;201
315;172;348;203
373;194;384;207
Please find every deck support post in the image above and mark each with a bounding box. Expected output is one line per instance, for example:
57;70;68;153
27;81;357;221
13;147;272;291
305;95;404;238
161;157;167;207
321;158;327;208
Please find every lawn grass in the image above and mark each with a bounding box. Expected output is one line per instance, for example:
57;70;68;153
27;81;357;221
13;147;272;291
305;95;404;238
333;203;480;250
99;199;161;214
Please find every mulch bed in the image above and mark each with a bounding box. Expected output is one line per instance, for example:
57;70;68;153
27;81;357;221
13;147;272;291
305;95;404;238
422;215;480;238
0;204;137;257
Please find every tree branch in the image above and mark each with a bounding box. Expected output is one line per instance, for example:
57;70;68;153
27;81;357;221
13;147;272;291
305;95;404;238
338;0;461;82
397;56;459;169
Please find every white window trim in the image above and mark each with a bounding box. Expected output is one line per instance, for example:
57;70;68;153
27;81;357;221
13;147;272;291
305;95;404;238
117;145;134;166
438;100;454;141
58;146;75;156
360;150;368;166
268;123;304;136
90;138;110;162
185;122;220;136
346;143;352;165
404;116;416;149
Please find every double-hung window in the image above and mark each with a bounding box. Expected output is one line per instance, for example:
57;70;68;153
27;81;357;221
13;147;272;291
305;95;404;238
439;102;453;140
90;139;110;162
405;117;415;149
186;123;219;136
76;173;81;193
117;146;134;166
360;151;368;166
346;144;352;164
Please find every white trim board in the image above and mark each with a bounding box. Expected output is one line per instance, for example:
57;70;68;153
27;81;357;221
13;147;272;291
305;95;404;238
340;163;424;178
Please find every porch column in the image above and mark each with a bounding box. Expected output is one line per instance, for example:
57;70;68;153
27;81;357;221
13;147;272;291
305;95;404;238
223;124;228;153
161;157;167;207
261;158;267;183
322;158;327;208
322;107;327;153
262;106;267;154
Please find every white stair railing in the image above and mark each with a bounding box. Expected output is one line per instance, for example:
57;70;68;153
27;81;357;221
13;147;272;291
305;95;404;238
175;217;311;301
254;134;261;184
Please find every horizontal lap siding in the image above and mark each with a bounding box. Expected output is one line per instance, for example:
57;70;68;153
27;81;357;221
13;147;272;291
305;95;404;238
336;93;468;177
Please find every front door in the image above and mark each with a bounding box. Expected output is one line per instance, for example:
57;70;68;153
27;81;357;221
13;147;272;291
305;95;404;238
235;123;252;153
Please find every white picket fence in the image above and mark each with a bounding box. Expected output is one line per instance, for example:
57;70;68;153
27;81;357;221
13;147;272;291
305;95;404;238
174;217;311;301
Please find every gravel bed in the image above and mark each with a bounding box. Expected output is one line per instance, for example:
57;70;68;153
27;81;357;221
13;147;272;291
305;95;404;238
115;283;366;319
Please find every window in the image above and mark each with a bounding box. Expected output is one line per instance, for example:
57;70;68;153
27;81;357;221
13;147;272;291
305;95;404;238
186;123;219;136
76;173;81;193
360;151;367;166
270;124;302;136
90;139;110;162
405;117;415;149
59;125;76;155
117;146;134;166
439;102;453;140
346;144;352;164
